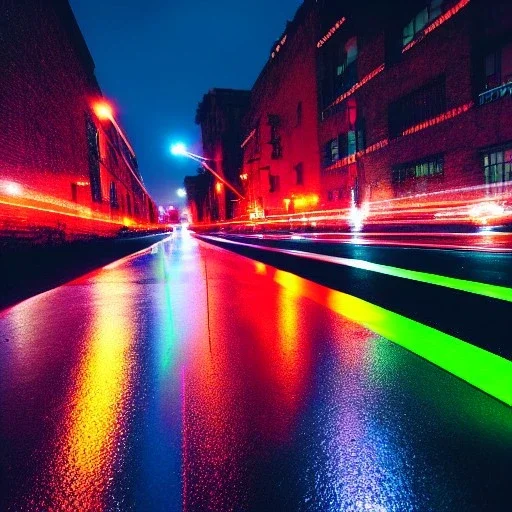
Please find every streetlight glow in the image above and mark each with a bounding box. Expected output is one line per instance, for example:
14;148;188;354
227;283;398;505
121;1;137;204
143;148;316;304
170;142;187;156
177;188;187;198
93;102;113;120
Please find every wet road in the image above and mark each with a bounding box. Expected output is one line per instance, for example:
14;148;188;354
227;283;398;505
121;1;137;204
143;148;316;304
0;231;510;511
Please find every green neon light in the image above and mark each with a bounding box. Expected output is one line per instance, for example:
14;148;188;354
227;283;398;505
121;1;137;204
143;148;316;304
304;253;512;303
273;270;512;406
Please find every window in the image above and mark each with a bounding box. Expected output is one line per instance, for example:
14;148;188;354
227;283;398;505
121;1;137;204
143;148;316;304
403;0;444;47
483;42;512;91
296;102;303;126
255;122;261;154
335;37;358;96
295;163;304;185
85;113;102;203
482;144;512;184
323;121;365;167
268;114;282;159
392;154;444;184
324;138;339;166
269;174;280;193
388;76;446;138
110;182;119;208
319;36;358;110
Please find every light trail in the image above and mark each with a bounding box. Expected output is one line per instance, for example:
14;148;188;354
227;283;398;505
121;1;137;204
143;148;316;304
200;235;512;302
201;240;512;406
271;267;512;406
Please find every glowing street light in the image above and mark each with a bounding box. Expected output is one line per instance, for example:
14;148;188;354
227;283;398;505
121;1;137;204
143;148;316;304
177;188;187;198
169;141;245;201
93;102;114;121
93;99;136;158
170;142;188;157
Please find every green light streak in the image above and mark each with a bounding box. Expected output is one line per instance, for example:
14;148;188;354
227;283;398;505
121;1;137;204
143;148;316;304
302;253;512;303
274;271;512;406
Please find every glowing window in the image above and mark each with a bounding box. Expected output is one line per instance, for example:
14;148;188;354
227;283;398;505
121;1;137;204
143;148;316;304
392;154;444;184
482;144;512;185
402;0;445;47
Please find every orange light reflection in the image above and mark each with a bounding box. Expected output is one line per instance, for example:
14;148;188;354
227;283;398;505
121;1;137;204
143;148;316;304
34;266;138;510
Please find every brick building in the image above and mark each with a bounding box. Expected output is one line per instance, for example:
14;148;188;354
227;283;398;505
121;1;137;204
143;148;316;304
195;88;250;221
237;0;511;219
240;1;321;217
0;0;156;239
318;0;512;209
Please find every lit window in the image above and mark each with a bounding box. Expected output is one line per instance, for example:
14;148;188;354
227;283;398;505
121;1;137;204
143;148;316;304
482;144;512;184
392;154;444;184
402;0;445;47
324;138;339;166
335;37;358;96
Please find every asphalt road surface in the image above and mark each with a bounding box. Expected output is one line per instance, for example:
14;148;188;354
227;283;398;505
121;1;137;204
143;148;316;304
0;230;510;511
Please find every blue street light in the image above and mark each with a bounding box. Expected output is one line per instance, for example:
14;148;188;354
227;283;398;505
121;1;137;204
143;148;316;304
170;142;187;156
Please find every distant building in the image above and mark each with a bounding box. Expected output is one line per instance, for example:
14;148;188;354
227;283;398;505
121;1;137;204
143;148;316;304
195;88;250;221
184;171;212;223
0;0;156;239
240;1;321;217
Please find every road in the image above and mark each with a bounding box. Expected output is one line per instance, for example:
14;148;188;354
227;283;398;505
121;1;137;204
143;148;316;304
0;230;510;511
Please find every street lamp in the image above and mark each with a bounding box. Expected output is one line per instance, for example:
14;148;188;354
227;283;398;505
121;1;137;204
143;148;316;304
93;100;136;158
176;188;187;198
169;142;245;201
170;143;187;157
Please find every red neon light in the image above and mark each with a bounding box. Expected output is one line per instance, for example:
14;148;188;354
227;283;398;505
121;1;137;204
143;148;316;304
402;0;471;54
241;129;256;148
271;34;288;59
323;139;389;173
317;17;347;48
327;64;385;110
401;102;473;136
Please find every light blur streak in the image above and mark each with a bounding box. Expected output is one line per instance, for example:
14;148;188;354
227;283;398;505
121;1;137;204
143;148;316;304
272;268;512;405
0;179;156;237
201;235;512;302
192;181;512;233
31;266;138;510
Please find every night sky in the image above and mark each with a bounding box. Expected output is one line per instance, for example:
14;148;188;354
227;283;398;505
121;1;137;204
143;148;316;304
69;0;302;206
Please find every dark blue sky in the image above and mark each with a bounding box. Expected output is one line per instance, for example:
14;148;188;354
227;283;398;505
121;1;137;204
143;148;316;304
69;0;302;205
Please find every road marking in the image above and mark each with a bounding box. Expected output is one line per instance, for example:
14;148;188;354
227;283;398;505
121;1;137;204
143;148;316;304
200;235;512;303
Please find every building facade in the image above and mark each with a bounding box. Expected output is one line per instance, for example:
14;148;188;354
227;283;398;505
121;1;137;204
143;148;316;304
318;0;512;209
236;0;511;219
0;0;156;239
240;1;321;217
195;88;250;221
